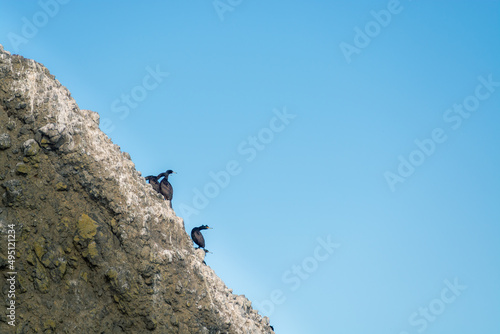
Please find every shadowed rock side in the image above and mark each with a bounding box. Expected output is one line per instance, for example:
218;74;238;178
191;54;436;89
0;44;274;334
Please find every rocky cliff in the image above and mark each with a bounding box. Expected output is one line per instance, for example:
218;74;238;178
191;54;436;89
0;44;274;334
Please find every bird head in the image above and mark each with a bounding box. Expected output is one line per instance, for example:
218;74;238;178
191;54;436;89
200;225;212;230
166;170;176;175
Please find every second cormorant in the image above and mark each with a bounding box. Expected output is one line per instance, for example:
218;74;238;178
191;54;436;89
191;225;212;253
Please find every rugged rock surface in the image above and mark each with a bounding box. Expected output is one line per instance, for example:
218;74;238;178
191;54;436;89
0;44;273;334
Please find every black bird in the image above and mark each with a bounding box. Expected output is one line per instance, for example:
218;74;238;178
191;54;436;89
158;170;176;207
191;225;212;253
145;175;161;193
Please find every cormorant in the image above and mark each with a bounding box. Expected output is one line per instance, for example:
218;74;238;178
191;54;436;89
158;169;176;208
145;175;160;193
191;225;212;253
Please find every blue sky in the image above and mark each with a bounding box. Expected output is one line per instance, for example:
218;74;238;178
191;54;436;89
1;1;499;333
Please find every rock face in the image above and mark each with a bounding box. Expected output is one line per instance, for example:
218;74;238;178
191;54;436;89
0;44;273;334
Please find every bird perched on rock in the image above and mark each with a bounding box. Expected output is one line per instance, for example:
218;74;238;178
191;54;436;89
145;175;161;193
158;169;176;208
191;225;212;253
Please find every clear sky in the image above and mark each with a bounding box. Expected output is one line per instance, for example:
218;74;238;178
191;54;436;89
1;1;499;333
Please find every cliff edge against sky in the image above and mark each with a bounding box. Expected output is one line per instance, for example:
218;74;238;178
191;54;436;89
0;44;274;334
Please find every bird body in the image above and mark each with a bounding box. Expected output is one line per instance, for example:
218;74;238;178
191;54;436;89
191;225;211;252
158;170;176;208
145;175;160;193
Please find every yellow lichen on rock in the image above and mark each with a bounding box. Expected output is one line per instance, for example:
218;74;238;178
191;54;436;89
33;236;46;261
16;162;30;174
55;182;67;191
86;241;99;258
76;214;97;240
